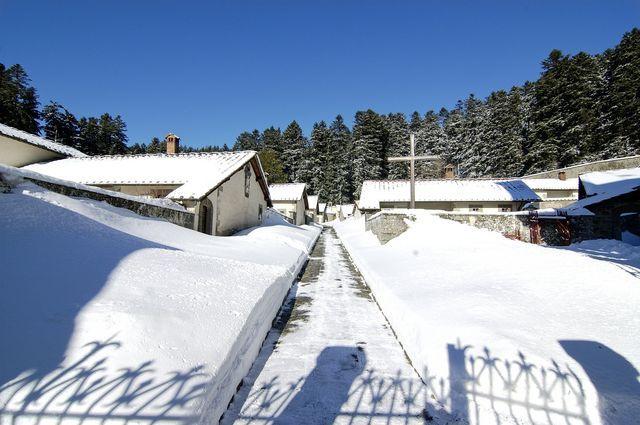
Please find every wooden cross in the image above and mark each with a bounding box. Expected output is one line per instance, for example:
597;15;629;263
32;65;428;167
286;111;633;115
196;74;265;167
387;133;440;209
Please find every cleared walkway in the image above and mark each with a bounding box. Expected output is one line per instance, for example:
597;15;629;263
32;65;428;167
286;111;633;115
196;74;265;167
222;229;430;425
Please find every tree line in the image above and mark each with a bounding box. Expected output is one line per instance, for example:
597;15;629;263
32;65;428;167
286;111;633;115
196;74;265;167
2;28;639;202
233;28;640;202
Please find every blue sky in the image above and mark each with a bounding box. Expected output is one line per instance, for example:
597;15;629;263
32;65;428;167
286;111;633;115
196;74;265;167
1;1;638;148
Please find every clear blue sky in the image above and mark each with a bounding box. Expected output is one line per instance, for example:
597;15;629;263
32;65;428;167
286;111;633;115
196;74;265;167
1;1;638;148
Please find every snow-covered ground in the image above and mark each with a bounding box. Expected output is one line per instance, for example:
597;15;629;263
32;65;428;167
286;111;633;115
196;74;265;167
335;214;640;425
0;181;320;424
223;230;431;425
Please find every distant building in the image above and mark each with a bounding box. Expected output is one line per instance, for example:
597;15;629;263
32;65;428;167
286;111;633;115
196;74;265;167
338;204;356;220
570;168;640;216
522;176;579;208
24;141;271;236
306;195;320;223
317;202;328;223
269;183;308;225
358;179;540;215
0;122;86;167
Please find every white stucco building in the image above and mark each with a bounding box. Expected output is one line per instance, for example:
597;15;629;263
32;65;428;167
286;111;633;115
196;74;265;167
522;178;579;208
0;122;86;167
24;151;272;236
358;179;540;214
269;183;308;225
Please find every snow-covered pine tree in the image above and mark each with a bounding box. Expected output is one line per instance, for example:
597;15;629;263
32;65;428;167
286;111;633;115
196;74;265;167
482;89;525;177
458;94;487;177
443;103;465;172
600;28;640;157
328;115;353;203
351;110;389;196
385;113;410;180
282;120;307;182
415;111;446;178
308;121;331;197
525;50;566;173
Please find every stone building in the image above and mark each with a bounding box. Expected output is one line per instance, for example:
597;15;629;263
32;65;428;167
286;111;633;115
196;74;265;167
25;144;271;236
0;122;86;167
269;183;308;225
358;179;540;215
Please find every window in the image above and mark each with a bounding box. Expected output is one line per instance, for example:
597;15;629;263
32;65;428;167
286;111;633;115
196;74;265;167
244;164;251;197
258;204;263;221
498;204;513;212
469;204;483;212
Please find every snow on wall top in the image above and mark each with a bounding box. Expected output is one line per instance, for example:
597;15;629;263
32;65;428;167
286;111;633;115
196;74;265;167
0;122;87;158
359;179;541;210
0;163;186;211
522;178;579;191
24;151;257;200
307;195;318;210
269;183;306;202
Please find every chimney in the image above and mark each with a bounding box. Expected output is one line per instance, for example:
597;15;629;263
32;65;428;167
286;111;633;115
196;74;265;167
165;133;180;154
444;164;456;179
558;171;566;181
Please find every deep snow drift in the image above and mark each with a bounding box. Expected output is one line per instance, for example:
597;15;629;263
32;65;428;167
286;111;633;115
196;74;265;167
335;214;640;425
0;181;320;424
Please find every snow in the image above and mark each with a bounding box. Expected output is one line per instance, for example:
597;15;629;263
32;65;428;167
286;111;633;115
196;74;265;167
521;177;579;191
0;182;320;424
318;202;327;213
335;214;640;425
565;167;640;212
307;195;318;210
1;163;187;211
223;230;430;424
268;183;306;202
23;151;260;201
0;122;87;158
579;167;640;197
339;204;355;217
358;179;540;210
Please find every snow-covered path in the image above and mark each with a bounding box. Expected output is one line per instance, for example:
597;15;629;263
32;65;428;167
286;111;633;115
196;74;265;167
222;229;431;425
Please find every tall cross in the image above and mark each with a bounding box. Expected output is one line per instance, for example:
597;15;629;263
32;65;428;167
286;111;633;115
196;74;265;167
387;133;440;209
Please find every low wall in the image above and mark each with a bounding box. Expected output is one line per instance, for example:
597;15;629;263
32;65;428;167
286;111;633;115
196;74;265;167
30;178;195;229
524;155;640;179
366;211;620;246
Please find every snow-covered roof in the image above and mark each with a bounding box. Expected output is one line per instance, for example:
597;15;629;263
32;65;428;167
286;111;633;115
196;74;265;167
579;168;640;197
24;151;264;201
565;167;640;212
318;203;327;213
359;179;541;210
340;204;355;216
0;122;87;158
522;178;579;191
269;183;306;202
307;195;319;210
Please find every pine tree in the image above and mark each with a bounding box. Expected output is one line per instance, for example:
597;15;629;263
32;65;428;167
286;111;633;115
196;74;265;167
385;113;410;179
328;115;353;203
233;129;262;151
601;28;640;157
282;121;307;182
415;111;446;178
351;110;389;196
0;63;40;133
262;126;283;154
42;101;79;148
483;89;525;177
259;148;287;183
308;121;331;196
443;102;465;169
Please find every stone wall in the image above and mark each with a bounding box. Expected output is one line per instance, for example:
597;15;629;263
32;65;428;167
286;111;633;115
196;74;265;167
365;211;620;246
23;177;195;230
524;155;640;179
